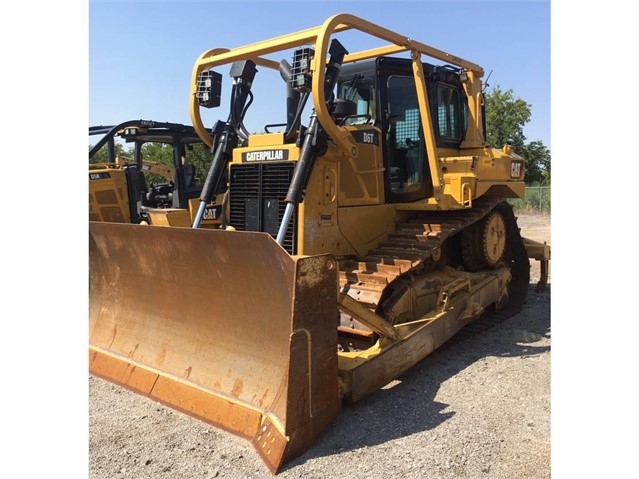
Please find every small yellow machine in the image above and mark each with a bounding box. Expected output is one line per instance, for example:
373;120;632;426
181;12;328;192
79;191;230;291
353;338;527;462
88;120;224;227
89;14;550;473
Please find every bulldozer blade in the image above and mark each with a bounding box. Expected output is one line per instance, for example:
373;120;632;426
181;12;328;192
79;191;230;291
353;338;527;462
89;222;341;473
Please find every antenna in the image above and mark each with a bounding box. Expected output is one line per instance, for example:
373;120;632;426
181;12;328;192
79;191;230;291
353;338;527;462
482;69;493;93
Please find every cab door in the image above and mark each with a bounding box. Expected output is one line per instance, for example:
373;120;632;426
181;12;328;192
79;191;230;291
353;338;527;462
377;59;433;203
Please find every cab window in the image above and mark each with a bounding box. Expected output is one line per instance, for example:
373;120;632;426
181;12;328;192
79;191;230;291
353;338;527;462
386;75;423;194
436;84;462;140
337;77;375;125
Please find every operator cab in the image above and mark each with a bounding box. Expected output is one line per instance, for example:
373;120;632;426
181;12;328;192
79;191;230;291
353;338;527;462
89;121;215;224
337;57;469;203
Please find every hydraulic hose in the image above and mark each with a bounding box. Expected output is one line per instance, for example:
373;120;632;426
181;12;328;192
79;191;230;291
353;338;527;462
275;40;348;245
192;125;236;228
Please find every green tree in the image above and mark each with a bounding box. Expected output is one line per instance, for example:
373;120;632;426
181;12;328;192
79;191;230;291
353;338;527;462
140;142;213;185
89;142;129;164
484;86;550;184
185;143;213;183
89;139;213;187
140;143;174;165
140;143;175;184
519;140;550;184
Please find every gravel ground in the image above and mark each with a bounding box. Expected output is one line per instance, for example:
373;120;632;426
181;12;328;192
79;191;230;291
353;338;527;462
89;213;551;479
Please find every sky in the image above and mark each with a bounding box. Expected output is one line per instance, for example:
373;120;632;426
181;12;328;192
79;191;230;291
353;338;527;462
3;1;639;479
89;1;551;147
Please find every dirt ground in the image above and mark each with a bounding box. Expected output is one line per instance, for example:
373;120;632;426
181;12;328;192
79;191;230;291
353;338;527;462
515;211;551;244
514;212;551;285
89;212;551;479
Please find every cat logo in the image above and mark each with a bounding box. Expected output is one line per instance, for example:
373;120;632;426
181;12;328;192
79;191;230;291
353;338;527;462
202;206;221;220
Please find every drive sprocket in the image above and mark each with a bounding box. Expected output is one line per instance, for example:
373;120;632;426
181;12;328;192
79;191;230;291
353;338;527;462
461;207;507;271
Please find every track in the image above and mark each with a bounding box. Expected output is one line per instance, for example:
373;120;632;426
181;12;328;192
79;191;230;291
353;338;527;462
337;196;530;341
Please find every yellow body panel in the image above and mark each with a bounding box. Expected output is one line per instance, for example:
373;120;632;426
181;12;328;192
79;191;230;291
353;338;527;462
334;128;385;206
147;208;191;227
148;198;224;228
88;168;131;223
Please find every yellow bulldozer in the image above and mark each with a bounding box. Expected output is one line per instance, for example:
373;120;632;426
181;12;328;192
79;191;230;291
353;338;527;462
89;120;224;227
89;13;550;474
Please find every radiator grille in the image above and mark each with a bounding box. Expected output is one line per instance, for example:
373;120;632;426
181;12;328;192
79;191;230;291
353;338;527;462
229;162;297;254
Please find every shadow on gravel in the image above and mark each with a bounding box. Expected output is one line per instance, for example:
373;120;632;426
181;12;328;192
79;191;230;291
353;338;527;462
281;283;551;472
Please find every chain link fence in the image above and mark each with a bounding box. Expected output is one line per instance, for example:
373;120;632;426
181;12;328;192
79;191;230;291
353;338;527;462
510;185;551;214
